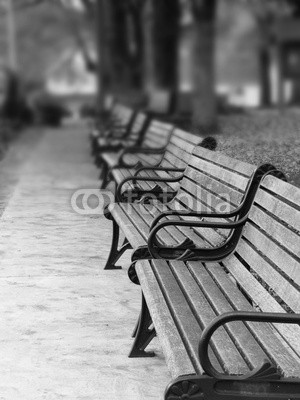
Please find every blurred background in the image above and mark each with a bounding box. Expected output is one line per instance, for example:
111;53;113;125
0;0;299;182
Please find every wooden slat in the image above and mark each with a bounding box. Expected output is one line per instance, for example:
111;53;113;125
261;175;300;208
222;253;300;357
200;263;300;377
192;147;255;177
243;224;300;286
249;206;299;257
177;261;268;371
150;260;223;374
136;260;196;378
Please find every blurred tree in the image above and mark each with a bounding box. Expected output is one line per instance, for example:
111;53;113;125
0;0;94;86
190;0;217;130
142;0;179;97
245;0;300;105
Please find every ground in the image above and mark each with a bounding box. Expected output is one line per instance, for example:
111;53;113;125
0;124;169;400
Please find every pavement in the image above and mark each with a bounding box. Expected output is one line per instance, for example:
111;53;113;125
0;124;169;400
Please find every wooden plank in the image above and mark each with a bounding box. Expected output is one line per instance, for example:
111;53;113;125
180;261;269;371
182;159;250;192
108;203;146;248
198;262;300;378
243;223;300;286
150;260;223;374
237;239;300;312
136;260;197;378
222;252;300;357
254;188;300;232
261;176;300;208
192;147;255;177
249;206;300;257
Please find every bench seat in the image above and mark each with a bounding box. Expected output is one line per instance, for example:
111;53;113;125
131;175;300;400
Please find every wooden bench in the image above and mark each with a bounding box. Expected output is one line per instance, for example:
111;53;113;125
131;174;300;400
90;104;135;156
99;120;174;188
113;130;217;202
104;146;281;271
95;111;149;168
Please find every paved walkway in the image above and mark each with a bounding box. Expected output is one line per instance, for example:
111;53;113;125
0;125;169;400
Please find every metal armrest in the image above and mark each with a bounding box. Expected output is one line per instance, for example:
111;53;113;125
134;166;185;177
118;147;165;168
147;215;248;261
149;163;287;231
117;174;184;201
150;210;237;231
198;311;300;380
121;146;166;155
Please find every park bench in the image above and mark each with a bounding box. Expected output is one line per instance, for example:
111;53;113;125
99;120;174;188
112;130;217;202
130;174;300;400
98;94;115;121
94;111;150;168
90;103;135;156
104;145;281;271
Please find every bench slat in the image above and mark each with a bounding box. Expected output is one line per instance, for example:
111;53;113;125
222;253;300;357
137;261;197;378
169;261;253;374
150;260;223;373
198;262;300;377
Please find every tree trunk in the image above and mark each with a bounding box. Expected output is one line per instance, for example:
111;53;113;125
142;0;156;92
95;0;106;111
142;0;179;94
191;0;216;130
259;47;271;107
152;0;179;90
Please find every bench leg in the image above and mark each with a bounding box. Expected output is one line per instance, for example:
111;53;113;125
99;164;109;189
104;219;131;270
129;293;156;358
128;262;140;284
131;313;140;338
95;154;103;169
165;374;300;400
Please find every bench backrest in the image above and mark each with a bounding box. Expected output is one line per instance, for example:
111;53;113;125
222;175;300;357
127;112;148;145
174;146;257;214
111;104;133;125
161;129;216;170
103;94;114;112
142;120;174;150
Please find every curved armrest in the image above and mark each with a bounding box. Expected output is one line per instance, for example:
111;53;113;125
118;147;165;168
147;215;248;260
150;210;237;231
199;311;300;380
134;166;185;177
117;174;184;201
121;146;166;155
